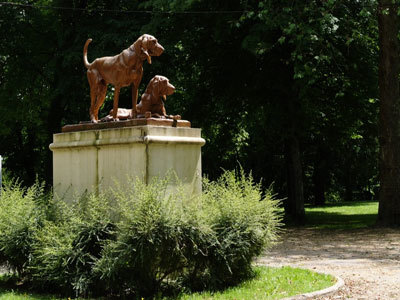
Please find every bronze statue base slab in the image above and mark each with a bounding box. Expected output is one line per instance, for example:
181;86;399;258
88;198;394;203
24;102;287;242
62;118;191;133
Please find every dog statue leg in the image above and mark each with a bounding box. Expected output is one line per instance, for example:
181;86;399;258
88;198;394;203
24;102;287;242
88;70;99;123
89;89;97;123
131;84;138;119
112;86;121;121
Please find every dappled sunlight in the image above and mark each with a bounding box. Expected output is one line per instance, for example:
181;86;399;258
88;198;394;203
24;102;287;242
303;201;378;229
264;228;400;262
306;213;378;229
260;227;400;299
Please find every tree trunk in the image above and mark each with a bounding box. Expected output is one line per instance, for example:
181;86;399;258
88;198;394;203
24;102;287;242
284;92;305;223
312;144;329;206
285;136;306;224
344;154;353;202
344;177;353;202
377;0;400;226
313;162;326;206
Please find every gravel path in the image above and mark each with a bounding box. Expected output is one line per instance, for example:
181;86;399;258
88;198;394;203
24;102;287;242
258;228;400;299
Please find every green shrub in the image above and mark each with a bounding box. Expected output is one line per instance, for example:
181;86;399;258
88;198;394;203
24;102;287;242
1;170;281;298
95;170;282;296
94;177;211;296
29;192;116;297
0;181;48;275
184;170;282;290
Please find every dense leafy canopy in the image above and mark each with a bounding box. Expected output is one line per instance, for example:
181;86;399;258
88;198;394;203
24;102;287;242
0;0;380;220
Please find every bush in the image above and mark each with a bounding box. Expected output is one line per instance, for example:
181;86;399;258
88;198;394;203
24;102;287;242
0;181;48;275
29;192;116;297
94;176;214;297
1;170;281;298
184;169;282;290
95;170;282;296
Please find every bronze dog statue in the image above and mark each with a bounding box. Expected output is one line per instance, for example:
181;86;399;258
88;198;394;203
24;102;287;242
104;75;180;121
137;75;178;119
83;34;164;123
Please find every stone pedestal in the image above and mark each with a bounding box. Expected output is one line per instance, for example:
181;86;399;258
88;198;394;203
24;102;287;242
49;125;205;202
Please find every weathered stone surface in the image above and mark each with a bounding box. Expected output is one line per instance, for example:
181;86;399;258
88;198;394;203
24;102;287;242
50;125;204;202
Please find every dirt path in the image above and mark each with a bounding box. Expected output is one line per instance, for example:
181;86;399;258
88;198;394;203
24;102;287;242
258;228;400;299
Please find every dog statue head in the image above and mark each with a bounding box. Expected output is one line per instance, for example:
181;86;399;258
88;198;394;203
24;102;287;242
147;75;175;101
134;34;164;64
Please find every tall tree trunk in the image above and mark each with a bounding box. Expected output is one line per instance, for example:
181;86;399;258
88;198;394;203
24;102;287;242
285;136;306;224
377;0;400;226
284;91;305;224
344;151;353;202
313;161;326;206
344;175;353;202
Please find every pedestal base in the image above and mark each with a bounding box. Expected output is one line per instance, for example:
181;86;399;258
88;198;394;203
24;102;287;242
62;118;191;133
49;125;205;202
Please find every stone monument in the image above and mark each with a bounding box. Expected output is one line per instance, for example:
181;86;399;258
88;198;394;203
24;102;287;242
50;35;205;202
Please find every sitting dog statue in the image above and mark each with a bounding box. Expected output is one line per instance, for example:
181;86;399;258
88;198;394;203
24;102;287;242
104;75;180;121
137;75;179;119
83;34;164;123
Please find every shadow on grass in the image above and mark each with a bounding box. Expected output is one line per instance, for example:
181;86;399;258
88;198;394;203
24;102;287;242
0;275;65;300
286;201;379;230
305;201;376;208
305;212;377;229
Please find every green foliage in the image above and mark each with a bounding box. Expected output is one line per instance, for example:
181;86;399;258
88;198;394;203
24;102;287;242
0;0;381;209
191;170;282;290
0;181;49;275
29;192;116;297
238;0;379;204
95;177;211;296
0;171;281;298
96;171;281;296
0;266;335;300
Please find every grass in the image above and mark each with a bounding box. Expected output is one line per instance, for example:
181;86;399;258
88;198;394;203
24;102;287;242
0;266;335;300
0;293;58;300
176;266;335;300
304;201;378;229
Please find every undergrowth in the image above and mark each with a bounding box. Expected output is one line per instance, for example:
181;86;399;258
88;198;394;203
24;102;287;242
0;170;282;298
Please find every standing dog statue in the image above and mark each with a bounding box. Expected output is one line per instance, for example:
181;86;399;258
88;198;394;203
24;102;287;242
83;34;164;122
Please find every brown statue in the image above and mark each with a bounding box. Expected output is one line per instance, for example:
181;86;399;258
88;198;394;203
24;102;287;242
103;75;180;121
83;34;164;123
137;75;178;119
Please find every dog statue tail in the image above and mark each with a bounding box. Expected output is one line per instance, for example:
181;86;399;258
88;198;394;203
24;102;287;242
83;38;93;69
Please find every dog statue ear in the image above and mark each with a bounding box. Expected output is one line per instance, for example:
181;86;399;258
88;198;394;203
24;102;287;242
141;48;151;64
140;35;151;64
160;78;168;100
151;76;160;100
141;35;148;47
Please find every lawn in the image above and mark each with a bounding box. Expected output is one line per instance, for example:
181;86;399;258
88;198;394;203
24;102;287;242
0;266;335;300
177;266;335;300
304;201;378;229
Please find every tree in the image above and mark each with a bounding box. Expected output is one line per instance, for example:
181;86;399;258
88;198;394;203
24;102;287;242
0;0;150;184
238;0;377;218
0;0;381;222
377;0;400;226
